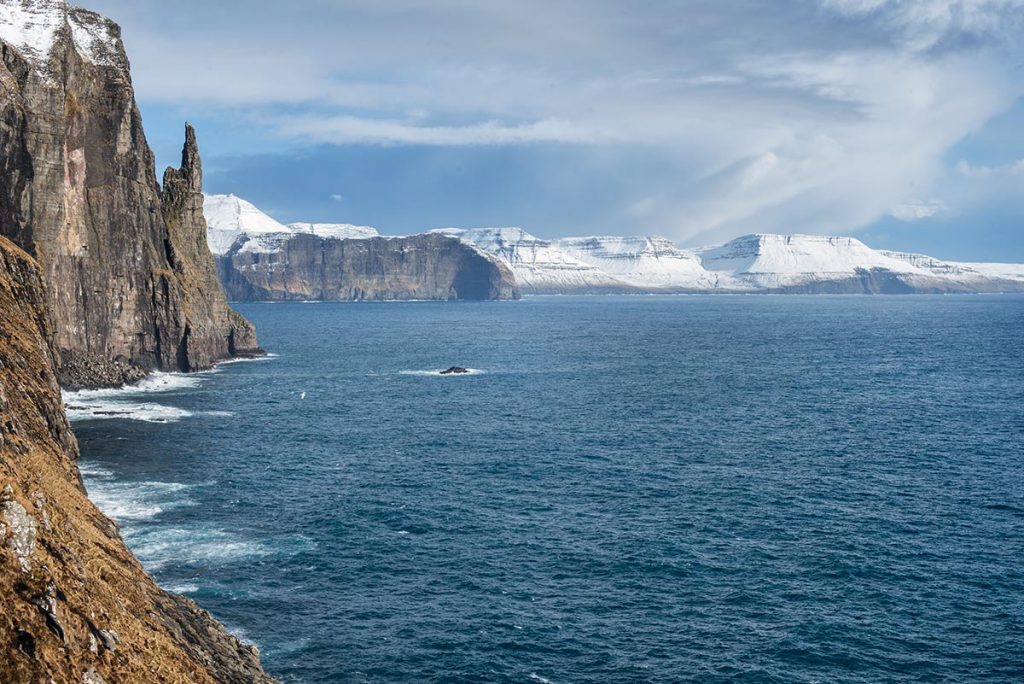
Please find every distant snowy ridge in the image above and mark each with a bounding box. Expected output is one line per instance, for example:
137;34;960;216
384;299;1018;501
441;228;1024;294
287;222;379;240
431;228;630;293
204;194;1024;294
204;194;381;256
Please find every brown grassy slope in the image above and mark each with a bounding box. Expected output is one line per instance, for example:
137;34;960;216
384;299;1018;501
0;236;275;683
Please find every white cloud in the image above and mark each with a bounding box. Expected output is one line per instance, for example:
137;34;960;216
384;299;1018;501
278;116;616;146
84;0;1024;242
890;199;947;220
957;158;1024;177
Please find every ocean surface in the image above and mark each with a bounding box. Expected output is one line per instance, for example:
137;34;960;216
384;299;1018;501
68;296;1024;683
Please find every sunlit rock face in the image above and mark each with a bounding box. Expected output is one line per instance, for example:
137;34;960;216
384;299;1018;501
0;0;258;388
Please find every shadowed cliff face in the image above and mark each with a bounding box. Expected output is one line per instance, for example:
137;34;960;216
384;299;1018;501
0;2;258;388
218;232;520;301
162;125;261;364
0;236;275;683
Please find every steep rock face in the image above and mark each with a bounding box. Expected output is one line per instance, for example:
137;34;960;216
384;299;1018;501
161;125;261;363
0;236;275;683
219;232;520;301
0;0;258;387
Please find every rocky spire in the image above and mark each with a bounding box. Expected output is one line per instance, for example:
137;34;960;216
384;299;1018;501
162;122;203;203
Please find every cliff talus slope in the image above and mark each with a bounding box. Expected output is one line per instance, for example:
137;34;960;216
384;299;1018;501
0;236;274;683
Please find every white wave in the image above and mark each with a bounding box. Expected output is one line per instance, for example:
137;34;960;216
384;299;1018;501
212;353;279;368
76;461;113;479
398;368;485;377
80;464;198;522
163;581;200;595
64;372;202;403
65;401;194;423
62;371;206;423
125;526;272;571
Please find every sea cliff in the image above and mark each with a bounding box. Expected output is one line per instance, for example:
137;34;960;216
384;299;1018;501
0;0;259;389
0;0;274;679
0;236;274;682
218;231;520;301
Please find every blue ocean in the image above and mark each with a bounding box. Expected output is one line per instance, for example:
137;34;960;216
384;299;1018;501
67;296;1024;683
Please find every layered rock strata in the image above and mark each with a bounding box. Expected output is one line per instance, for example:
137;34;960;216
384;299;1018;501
218;232;520;301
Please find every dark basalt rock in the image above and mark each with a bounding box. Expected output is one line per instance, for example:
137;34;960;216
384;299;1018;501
440;366;471;375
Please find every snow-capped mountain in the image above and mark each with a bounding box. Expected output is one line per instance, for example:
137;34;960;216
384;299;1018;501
204;194;380;255
0;0;125;76
432;228;634;293
204;194;1024;295
440;229;1024;294
557;236;713;289
204;194;291;255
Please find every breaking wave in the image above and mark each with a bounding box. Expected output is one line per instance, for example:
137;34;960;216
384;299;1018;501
63;371;233;423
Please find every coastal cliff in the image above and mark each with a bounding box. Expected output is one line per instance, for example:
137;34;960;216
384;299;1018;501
0;236;274;683
218;232;520;301
0;0;259;388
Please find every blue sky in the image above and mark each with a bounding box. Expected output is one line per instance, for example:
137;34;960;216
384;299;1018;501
89;0;1024;260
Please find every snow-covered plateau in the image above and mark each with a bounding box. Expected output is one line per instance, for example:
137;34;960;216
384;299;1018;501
204;194;1024;295
0;0;125;78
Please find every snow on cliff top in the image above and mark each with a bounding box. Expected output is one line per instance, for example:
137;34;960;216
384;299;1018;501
204;194;382;255
696;233;921;276
288;222;379;240
0;0;123;71
204;194;290;255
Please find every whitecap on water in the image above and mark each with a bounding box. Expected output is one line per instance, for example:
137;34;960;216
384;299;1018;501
124;526;272;571
79;461;198;522
210;353;279;369
63;371;200;423
63;371;237;423
162;581;200;595
64;401;194;423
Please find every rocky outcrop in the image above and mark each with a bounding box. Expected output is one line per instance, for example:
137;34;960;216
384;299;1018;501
0;0;258;387
218;232;520;301
0;235;275;682
161;125;262;362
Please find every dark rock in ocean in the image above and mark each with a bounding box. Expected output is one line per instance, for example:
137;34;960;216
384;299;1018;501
440;366;471;375
217;232;520;302
0;2;259;387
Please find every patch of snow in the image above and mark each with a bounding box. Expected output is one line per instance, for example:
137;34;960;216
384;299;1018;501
556;235;711;289
0;0;66;65
435;227;633;293
204;194;291;255
288;222;379;240
0;1;125;75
